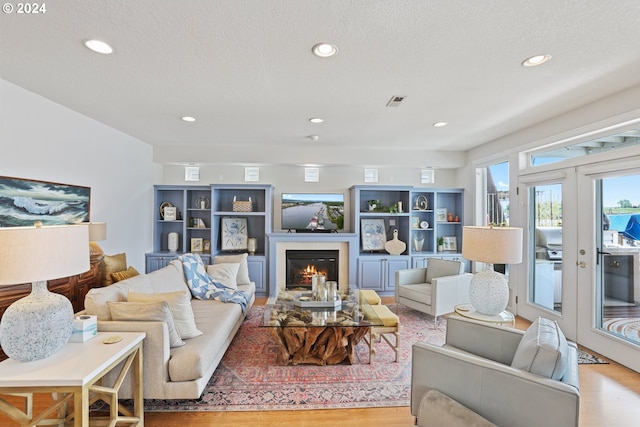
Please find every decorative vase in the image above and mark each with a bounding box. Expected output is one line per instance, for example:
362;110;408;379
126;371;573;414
438;244;444;252
247;237;257;254
413;235;425;252
0;281;74;362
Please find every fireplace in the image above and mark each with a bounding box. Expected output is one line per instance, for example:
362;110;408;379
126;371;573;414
286;250;339;290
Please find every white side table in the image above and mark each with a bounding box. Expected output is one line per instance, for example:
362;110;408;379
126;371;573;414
0;332;145;427
454;303;515;327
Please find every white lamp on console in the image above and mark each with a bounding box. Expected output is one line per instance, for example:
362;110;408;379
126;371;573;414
462;226;523;315
0;223;89;361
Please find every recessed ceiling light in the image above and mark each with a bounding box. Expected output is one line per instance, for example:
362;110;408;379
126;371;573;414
309;117;324;124
83;39;114;54
433;122;448;127
312;43;338;58
522;54;551;67
181;116;196;122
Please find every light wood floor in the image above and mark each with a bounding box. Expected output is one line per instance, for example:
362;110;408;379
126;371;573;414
2;300;640;427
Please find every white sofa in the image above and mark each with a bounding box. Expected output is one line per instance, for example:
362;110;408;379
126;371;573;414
80;257;255;400
395;258;473;325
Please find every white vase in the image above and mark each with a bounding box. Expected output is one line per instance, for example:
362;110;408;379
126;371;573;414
413;236;424;252
0;281;74;362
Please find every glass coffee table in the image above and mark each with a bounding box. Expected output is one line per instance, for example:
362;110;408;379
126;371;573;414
261;287;383;365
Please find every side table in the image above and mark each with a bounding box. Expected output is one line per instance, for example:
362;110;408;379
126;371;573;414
0;332;145;427
454;303;515;327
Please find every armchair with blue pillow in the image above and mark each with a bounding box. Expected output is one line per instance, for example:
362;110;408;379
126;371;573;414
412;316;579;427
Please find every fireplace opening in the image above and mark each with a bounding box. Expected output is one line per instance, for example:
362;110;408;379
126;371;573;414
286;250;339;290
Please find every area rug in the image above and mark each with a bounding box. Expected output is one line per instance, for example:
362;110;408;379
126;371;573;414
603;317;640;345
142;305;445;412
138;306;607;412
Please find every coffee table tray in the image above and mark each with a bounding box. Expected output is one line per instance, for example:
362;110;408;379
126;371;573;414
292;292;342;309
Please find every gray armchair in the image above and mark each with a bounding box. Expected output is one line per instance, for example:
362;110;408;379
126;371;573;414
411;316;580;427
395;258;472;325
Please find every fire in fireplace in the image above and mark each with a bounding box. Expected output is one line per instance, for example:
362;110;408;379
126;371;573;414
286;250;339;289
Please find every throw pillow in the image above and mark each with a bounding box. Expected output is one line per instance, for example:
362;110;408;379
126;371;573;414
214;253;250;285
107;301;185;348
102;253;127;286
128;290;203;339
511;317;569;380
111;266;140;283
206;263;240;289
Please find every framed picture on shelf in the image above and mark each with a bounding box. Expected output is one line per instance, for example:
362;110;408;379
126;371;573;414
191;237;204;252
203;239;211;253
221;217;248;251
442;236;457;251
436;208;447;222
361;218;386;251
411;216;420;229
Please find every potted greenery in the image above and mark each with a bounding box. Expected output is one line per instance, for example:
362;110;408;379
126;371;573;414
367;199;381;211
437;236;444;252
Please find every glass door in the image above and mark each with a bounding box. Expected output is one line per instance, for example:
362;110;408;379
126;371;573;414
517;171;578;339
576;166;640;372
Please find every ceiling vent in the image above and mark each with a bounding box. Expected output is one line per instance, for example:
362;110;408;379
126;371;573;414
386;95;406;107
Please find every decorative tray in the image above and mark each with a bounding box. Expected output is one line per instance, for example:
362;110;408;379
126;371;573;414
293;292;342;309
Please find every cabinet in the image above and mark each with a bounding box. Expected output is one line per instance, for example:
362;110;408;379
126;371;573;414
358;256;410;292
147;184;272;295
350;185;465;291
0;254;102;361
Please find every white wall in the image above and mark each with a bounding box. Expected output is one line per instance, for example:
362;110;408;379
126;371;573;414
0;80;160;271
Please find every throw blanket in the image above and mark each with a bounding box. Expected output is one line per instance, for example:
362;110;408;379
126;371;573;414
181;253;250;313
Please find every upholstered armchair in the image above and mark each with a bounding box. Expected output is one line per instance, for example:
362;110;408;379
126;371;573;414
411;316;580;427
395;258;472;325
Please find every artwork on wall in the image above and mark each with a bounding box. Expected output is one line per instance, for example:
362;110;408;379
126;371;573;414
361;218;386;251
0;176;90;227
221;217;248;251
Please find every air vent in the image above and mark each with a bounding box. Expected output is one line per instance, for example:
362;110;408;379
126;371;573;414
386;95;406;107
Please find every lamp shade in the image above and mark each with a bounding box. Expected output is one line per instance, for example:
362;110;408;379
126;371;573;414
0;224;90;285
462;226;523;265
88;221;107;242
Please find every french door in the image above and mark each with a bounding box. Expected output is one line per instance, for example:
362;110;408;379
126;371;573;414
517;157;640;372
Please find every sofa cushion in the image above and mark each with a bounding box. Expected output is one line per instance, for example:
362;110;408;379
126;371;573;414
168;299;243;381
102;253;127;286
146;261;191;294
214;253;250;285
511;317;569;380
206;263;240;289
107;301;185;348
111;266;140;283
128;290;203;339
426;258;464;283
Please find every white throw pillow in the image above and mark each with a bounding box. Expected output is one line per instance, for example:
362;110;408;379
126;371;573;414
128;290;203;339
206;263;240;289
214;253;250;285
511;317;569;380
107;301;185;348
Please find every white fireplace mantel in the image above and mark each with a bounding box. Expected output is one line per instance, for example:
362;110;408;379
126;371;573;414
267;232;359;298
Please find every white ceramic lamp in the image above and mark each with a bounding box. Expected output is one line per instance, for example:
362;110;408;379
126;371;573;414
462;226;523;315
0;224;89;361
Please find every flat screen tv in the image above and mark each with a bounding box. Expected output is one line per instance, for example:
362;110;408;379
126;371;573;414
281;193;345;232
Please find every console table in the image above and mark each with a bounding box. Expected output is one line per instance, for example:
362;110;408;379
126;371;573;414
0;332;145;427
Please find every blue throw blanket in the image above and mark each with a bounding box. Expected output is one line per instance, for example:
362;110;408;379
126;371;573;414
181;253;250;313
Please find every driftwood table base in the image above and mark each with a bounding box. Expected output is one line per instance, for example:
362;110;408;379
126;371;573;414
269;325;370;365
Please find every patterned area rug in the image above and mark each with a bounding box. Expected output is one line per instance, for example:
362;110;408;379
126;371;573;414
138;306;606;412
143;305;445;412
603;317;640;345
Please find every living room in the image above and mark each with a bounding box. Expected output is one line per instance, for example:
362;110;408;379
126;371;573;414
2;1;640;426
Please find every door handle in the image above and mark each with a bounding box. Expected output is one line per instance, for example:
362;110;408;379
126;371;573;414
577;261;587;268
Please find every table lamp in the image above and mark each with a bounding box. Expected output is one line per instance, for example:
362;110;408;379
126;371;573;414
0;223;89;361
462;226;523;315
88;221;107;256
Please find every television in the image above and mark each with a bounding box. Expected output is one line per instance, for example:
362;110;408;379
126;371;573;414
281;193;345;232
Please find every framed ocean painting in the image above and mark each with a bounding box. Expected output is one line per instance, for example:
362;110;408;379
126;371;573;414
0;176;90;227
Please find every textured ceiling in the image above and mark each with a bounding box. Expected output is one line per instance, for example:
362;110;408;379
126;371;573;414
2;0;640;167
